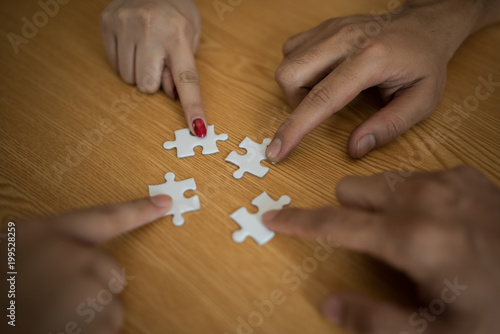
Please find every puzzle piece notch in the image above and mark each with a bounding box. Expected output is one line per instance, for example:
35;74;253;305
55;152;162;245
163;125;229;158
225;138;272;179
231;192;291;246
148;172;201;226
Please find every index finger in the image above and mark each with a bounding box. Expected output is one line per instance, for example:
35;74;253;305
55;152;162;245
169;44;208;137
336;173;394;211
262;206;408;274
51;195;172;244
266;56;383;162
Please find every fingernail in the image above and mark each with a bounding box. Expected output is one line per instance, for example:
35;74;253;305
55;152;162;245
266;138;282;160
262;210;279;225
356;134;376;158
322;297;343;325
151;195;172;208
173;86;178;99
192;118;207;138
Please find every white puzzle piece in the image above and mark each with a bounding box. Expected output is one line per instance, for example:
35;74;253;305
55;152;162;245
148;172;201;226
230;192;291;246
225;138;272;179
163;125;229;158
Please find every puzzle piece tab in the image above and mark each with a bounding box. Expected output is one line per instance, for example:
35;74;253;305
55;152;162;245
148;172;201;226
230;192;291;246
163;125;228;158
225;138;272;179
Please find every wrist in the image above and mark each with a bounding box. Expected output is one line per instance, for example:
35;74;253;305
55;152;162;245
402;0;488;60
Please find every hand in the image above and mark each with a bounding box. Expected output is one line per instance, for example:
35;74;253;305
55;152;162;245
266;0;500;161
100;0;208;137
2;195;171;334
263;166;500;333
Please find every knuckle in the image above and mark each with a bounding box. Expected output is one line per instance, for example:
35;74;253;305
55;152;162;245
322;17;339;30
168;11;192;36
136;4;155;21
378;112;408;141
438;166;492;206
411;177;460;208
338;24;356;37
337;21;363;39
363;40;390;59
137;72;160;94
305;84;333;107
137;83;158;94
99;11;112;31
287;48;320;65
339;65;359;83
276;50;321;87
409;221;467;268
274;63;299;86
177;69;199;84
411;223;447;252
116;7;131;26
135;5;156;31
282;35;297;54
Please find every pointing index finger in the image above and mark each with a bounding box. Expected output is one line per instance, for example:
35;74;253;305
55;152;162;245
52;195;172;244
266;57;383;162
262;206;408;274
169;45;207;137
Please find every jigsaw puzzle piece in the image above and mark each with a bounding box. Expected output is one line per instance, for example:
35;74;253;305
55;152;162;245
163;125;228;158
231;208;275;246
252;192;291;215
225;138;272;179
225;151;269;179
148;172;201;226
231;192;291;246
163;129;196;157
200;125;229;154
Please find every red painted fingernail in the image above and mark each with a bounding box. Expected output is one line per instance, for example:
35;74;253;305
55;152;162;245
173;87;178;99
192;118;207;138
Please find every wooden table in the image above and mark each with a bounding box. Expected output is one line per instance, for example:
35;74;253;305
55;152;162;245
1;0;499;333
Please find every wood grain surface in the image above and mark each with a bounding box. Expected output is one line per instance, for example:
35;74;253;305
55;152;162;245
1;0;499;333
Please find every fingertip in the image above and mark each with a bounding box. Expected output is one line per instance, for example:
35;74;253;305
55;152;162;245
335;175;355;197
347;126;374;159
150;195;172;210
353;133;376;159
265;138;282;161
191;117;207;138
262;210;280;227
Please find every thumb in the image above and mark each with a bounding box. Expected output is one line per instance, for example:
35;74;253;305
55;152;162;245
323;293;417;334
348;79;441;158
